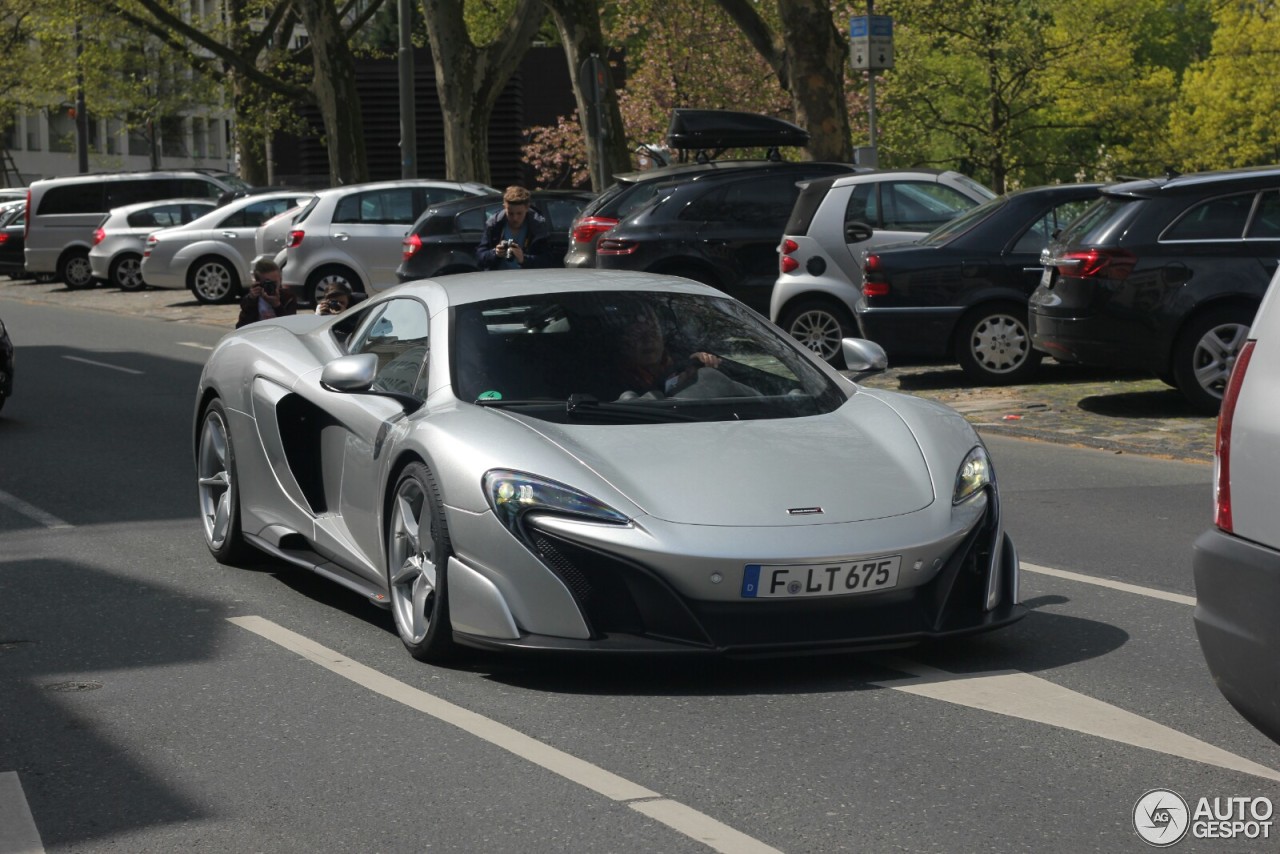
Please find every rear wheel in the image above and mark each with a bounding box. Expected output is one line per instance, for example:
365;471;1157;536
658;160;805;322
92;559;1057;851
954;302;1042;384
387;462;456;662
188;257;239;304
109;253;145;291
778;298;854;367
58;249;94;290
1172;305;1254;414
196;400;252;565
306;265;362;306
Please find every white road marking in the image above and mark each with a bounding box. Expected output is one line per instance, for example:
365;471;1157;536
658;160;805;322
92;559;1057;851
0;772;45;854
61;355;143;375
229;616;781;854
874;658;1280;783
0;490;72;530
1022;561;1197;607
178;342;214;351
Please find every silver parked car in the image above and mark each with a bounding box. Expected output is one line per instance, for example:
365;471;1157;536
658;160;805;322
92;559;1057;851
89;199;219;291
194;269;1024;661
1194;266;1280;745
770;170;995;365
279;179;494;304
141;191;314;304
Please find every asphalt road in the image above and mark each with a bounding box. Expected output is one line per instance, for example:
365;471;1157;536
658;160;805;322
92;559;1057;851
1;296;1275;854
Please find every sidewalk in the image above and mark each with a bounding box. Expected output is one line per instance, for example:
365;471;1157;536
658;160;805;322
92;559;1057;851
0;275;1217;464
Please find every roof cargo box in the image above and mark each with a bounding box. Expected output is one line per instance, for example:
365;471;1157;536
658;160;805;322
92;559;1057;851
665;110;810;152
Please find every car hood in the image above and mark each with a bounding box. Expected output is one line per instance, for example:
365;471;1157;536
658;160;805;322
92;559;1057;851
512;393;935;526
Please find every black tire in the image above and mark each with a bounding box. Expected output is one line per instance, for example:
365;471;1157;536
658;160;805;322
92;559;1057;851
778;297;855;367
109;253;145;291
196;400;253;565
954;302;1042;385
188;257;240;304
1171;305;1255;414
58;249;95;290
306;265;362;306
386;462;457;662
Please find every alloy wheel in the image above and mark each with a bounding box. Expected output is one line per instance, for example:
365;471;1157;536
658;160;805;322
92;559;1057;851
115;257;144;290
197;410;233;550
389;477;437;645
193;262;233;302
1192;321;1248;399
788;309;844;362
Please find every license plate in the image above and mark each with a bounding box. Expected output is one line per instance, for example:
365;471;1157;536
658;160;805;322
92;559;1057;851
741;556;901;599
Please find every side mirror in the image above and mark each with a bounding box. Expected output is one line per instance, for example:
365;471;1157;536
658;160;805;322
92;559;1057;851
841;338;888;381
844;221;874;244
321;353;378;392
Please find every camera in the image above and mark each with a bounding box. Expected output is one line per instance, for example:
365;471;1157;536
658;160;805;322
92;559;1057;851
255;276;277;295
318;299;342;315
498;239;516;257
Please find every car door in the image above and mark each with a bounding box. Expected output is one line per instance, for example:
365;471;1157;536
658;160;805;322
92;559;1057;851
843;180;982;273
217;197;304;266
331;188;420;289
305;297;433;574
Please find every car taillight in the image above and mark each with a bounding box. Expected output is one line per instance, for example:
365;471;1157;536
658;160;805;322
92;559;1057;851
1214;338;1255;533
862;253;890;296
143;234;158;257
92;228;105;245
571;216;618;244
779;238;799;274
402;233;422;260
0;233;9;245
287;230;305;248
596;238;638;256
1051;247;1137;280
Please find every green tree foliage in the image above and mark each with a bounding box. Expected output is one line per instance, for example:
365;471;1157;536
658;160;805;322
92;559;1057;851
1169;2;1280;170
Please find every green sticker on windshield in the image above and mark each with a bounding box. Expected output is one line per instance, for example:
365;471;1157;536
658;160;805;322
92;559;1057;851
478;390;503;400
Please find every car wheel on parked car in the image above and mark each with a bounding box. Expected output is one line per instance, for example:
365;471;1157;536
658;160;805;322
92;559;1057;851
1172;305;1255;413
188;257;239;304
955;302;1042;384
778;298;854;367
306;265;362;306
58;249;95;290
196;400;251;565
110;253;145;291
387;462;456;662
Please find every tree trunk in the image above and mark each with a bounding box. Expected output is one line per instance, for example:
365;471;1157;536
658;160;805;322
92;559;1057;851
294;0;368;185
422;0;547;185
546;0;630;190
713;0;852;162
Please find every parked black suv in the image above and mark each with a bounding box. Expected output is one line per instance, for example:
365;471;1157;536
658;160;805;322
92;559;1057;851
397;190;594;281
1029;166;1280;412
591;164;859;314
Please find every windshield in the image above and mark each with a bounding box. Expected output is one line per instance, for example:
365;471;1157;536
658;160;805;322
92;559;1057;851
451;291;847;423
919;195;1008;246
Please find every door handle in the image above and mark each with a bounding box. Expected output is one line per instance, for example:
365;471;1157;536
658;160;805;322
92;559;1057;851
1022;266;1044;273
221;231;237;239
334;232;350;241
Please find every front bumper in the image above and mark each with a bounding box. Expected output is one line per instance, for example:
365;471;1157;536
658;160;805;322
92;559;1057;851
1193;527;1280;744
455;498;1025;656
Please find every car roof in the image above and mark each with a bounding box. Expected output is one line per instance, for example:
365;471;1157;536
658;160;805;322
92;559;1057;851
1105;165;1280;198
409;269;723;307
109;197;220;216
313;179;496;198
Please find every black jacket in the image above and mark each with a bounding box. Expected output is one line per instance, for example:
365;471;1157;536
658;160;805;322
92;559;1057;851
476;209;552;270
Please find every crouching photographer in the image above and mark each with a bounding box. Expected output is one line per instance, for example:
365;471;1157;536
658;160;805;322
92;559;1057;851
476;185;552;270
236;257;297;328
315;281;352;317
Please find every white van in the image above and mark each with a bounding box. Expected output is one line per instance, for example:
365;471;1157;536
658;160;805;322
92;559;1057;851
23;170;249;289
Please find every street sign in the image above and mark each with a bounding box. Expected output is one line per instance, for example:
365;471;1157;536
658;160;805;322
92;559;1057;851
849;15;894;70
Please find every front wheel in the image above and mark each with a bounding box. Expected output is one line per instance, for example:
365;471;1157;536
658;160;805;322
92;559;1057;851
387;462;456;662
58;250;95;290
778;298;854;367
196;400;252;565
1172;305;1255;414
954;302;1042;385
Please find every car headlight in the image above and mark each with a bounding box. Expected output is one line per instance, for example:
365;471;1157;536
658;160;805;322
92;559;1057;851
483;469;630;536
953;445;992;504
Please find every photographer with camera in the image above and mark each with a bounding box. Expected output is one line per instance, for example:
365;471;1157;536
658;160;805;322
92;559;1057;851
476;185;552;271
315;281;352;317
235;256;297;328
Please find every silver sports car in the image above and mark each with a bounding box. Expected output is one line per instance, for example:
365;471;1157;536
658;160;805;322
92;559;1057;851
195;270;1024;660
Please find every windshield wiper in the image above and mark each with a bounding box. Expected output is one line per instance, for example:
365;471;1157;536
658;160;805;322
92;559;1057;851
475;394;697;422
